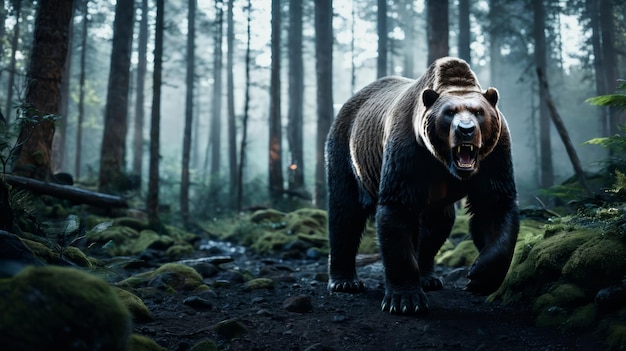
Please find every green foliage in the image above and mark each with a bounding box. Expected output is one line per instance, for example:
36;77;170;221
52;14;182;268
585;80;626;110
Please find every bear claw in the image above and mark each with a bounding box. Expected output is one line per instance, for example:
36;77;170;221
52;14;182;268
380;289;429;315
328;279;364;293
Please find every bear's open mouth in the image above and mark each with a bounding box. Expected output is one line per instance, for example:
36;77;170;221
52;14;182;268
453;144;478;170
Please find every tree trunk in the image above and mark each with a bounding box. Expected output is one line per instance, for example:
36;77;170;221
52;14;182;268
208;0;223;191
237;0;252;212
4;0;21;123
11;0;74;181
269;0;283;203
98;0;134;194
74;1;88;181
314;0;333;209
287;0;304;193
226;0;237;202
148;0;164;231
181;0;196;225
598;0;619;135
533;0;553;189
0;0;6;86
458;0;471;64
401;0;415;78
376;0;387;78
426;0;448;65
488;0;503;87
133;0;149;180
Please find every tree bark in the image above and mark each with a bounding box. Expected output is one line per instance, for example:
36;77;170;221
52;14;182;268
98;0;134;194
458;0;471;64
4;0;21;123
536;69;591;196
287;0;304;193
181;0;196;224
314;0;333;209
227;0;237;201
376;0;387;78
269;0;283;203
237;0;252;212
598;0;620;134
132;0;149;180
533;0;553;189
11;0;74;181
426;0;448;65
75;1;88;181
208;0;223;188
147;0;164;230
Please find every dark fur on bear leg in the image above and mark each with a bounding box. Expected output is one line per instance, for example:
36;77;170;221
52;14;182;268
418;205;456;291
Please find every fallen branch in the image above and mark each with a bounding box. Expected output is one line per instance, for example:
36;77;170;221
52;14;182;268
3;174;128;208
536;68;592;196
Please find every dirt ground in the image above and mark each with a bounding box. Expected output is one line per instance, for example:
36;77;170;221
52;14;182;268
130;251;605;351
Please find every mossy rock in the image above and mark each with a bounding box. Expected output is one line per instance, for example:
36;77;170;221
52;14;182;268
435;240;478;267
118;263;209;293
128;334;167;351
19;238;56;263
244;278;275;291
165;243;195;258
114;217;149;231
113;287;153;323
0;265;131;350
607;324;626;350
562;236;626;292
250;209;286;224
190;338;219;351
564;303;597;330
250;231;292;254
450;213;470;240
62;246;93;267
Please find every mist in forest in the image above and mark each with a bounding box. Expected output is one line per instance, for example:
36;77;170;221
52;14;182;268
0;0;624;216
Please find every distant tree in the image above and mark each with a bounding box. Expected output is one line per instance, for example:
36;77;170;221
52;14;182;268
132;0;149;180
533;0;553;189
458;0;471;64
237;0;252;211
400;0;415;78
377;0;387;78
227;0;237;201
426;0;448;65
148;0;164;230
206;0;223;191
11;0;74;181
98;0;134;193
598;0;620;135
287;0;304;193
4;0;22;123
314;0;333;209
181;0;196;225
74;0;88;181
487;0;504;87
269;0;283;203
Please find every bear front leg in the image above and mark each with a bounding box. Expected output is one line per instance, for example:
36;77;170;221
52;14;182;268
376;205;429;314
465;200;519;294
418;205;456;291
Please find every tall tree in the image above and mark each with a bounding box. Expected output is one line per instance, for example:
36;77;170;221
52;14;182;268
269;0;283;203
148;0;164;230
237;0;252;211
74;0;88;181
400;0;415;78
11;0;74;180
426;0;449;65
488;0;503;87
533;0;553;189
598;0;620;135
226;0;237;200
458;0;471;64
4;0;22;123
287;0;304;192
98;0;134;193
207;0;223;189
181;0;196;225
133;0;149;179
314;0;333;209
588;0;608;136
377;0;387;78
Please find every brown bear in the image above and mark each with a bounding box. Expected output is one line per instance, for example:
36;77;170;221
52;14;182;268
325;57;519;315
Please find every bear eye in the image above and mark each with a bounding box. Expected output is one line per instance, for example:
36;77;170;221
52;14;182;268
474;109;483;117
444;109;455;117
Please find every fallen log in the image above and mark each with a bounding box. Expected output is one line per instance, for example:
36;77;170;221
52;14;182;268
3;174;128;208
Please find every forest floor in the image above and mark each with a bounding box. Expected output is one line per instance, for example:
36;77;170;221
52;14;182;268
124;241;605;351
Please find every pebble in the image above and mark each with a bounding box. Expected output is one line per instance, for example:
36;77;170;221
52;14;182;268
183;296;213;310
283;295;313;313
213;318;248;339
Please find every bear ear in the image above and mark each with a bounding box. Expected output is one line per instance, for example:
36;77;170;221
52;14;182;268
422;89;439;108
484;87;499;106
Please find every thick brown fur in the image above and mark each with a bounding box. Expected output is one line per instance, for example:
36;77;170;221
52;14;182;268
325;57;519;315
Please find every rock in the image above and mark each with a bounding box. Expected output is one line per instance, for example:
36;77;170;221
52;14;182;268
0;265;131;350
190;338;218;351
244;277;275;291
595;282;626;313
188;262;220;278
183;296;213;310
283;294;313;313
128;334;167;351
213;318;248;339
114;286;153;322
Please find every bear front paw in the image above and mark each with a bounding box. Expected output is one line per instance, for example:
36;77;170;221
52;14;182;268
420;272;444;291
380;288;429;315
328;278;364;293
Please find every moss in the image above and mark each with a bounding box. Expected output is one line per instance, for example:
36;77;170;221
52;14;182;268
19;238;55;263
250;209;286;224
450;213;470;240
213;318;248;339
549;283;588;306
62;246;93;267
114;217;149;231
435;240;478;267
118;263;208;293
165;243;195;258
128;334;167;351
244;278;275;291
0;265;131;350
250;231;292;253
190;339;219;351
113;287;153;323
562;236;626;292
535;306;568;328
565;303;596;330
607;324;626;350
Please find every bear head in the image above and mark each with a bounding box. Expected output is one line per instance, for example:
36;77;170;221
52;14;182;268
416;87;502;180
